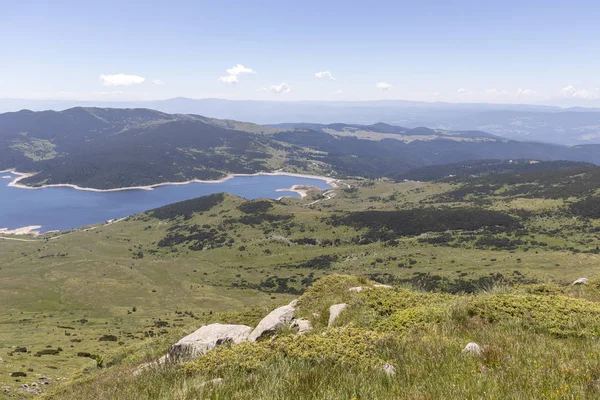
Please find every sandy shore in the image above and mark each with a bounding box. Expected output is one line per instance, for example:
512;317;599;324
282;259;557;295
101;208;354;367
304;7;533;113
0;225;42;236
3;169;337;193
275;185;321;199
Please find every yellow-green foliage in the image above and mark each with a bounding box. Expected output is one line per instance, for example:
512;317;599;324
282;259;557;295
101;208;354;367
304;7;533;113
10;138;58;160
296;274;369;328
358;287;450;316
297;274;368;312
43;276;600;399
184;328;387;375
328;286;454;332
377;304;448;332
467;294;600;337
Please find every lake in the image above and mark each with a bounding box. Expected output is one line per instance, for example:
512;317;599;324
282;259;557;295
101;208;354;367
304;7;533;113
0;173;332;234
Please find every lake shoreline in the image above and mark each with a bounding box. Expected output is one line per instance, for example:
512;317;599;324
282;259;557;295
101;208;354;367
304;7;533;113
2;169;337;193
0;225;43;236
0;170;337;237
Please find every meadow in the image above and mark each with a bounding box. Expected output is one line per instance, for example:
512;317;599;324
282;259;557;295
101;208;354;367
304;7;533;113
2;164;600;398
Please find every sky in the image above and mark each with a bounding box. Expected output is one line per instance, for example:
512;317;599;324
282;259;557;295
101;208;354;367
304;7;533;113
1;0;600;105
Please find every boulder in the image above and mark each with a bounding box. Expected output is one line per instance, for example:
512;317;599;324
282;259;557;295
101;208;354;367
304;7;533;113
383;363;396;376
168;323;252;362
328;303;348;327
462;342;483;356
288;299;299;307
373;284;393;289
572;278;589;285
248;305;295;342
348;286;363;292
292;318;313;335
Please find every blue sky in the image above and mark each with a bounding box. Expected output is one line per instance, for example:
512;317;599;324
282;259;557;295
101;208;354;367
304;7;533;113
1;0;599;104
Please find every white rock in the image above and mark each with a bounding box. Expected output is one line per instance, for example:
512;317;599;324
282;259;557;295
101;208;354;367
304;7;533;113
348;286;363;292
573;278;589;285
288;299;299;307
383;363;396;376
462;342;483;356
248;305;295;342
292;318;313;335
373;284;393;289
328;303;348;327
168;323;252;362
198;378;223;387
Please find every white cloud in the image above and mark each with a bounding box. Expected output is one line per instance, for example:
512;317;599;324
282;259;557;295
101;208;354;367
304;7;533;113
219;75;240;84
153;79;165;85
561;85;599;99
376;82;392;91
517;88;536;97
219;64;255;84
332;89;344;94
99;74;145;86
266;82;292;94
227;64;255;75
315;71;337;81
457;88;470;94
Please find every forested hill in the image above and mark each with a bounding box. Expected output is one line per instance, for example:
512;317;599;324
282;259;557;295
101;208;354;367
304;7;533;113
2;107;600;189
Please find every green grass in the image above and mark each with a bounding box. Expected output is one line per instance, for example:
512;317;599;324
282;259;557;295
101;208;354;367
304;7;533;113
9;138;58;161
2;175;600;397
42;275;600;399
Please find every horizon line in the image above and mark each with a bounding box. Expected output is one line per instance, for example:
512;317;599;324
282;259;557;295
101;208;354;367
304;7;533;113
1;96;599;110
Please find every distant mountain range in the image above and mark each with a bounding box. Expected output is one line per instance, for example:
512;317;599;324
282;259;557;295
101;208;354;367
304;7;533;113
2;107;600;190
2;98;600;145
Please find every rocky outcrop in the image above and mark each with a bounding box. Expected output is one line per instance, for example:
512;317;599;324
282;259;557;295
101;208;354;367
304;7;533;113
168;323;252;363
248;305;295;342
348;284;392;292
348;286;364;292
328;303;348;327
462;342;483;356
573;277;589;285
292;318;313;335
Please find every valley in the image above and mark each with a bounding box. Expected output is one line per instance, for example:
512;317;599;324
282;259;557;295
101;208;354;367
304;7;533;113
2;162;600;397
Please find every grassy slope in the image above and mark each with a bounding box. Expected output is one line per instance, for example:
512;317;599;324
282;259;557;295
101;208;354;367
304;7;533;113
2;173;600;397
45;275;600;399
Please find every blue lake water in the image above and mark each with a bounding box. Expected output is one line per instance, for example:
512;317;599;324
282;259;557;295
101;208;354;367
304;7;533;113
0;173;332;233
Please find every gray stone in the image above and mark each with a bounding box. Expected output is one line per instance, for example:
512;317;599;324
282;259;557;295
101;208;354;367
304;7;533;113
328;303;348;327
383;363;396;376
573;277;589;285
348;286;363;292
168;323;252;362
373;284;393;289
462;342;483;356
292;318;313;335
249;305;295;342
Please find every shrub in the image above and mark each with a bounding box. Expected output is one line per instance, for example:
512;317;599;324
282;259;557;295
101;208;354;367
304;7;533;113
184;328;388;375
466;294;600;337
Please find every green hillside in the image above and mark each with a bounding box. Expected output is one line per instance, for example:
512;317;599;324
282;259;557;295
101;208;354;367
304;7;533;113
2;107;600;189
2;165;600;398
44;275;600;399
